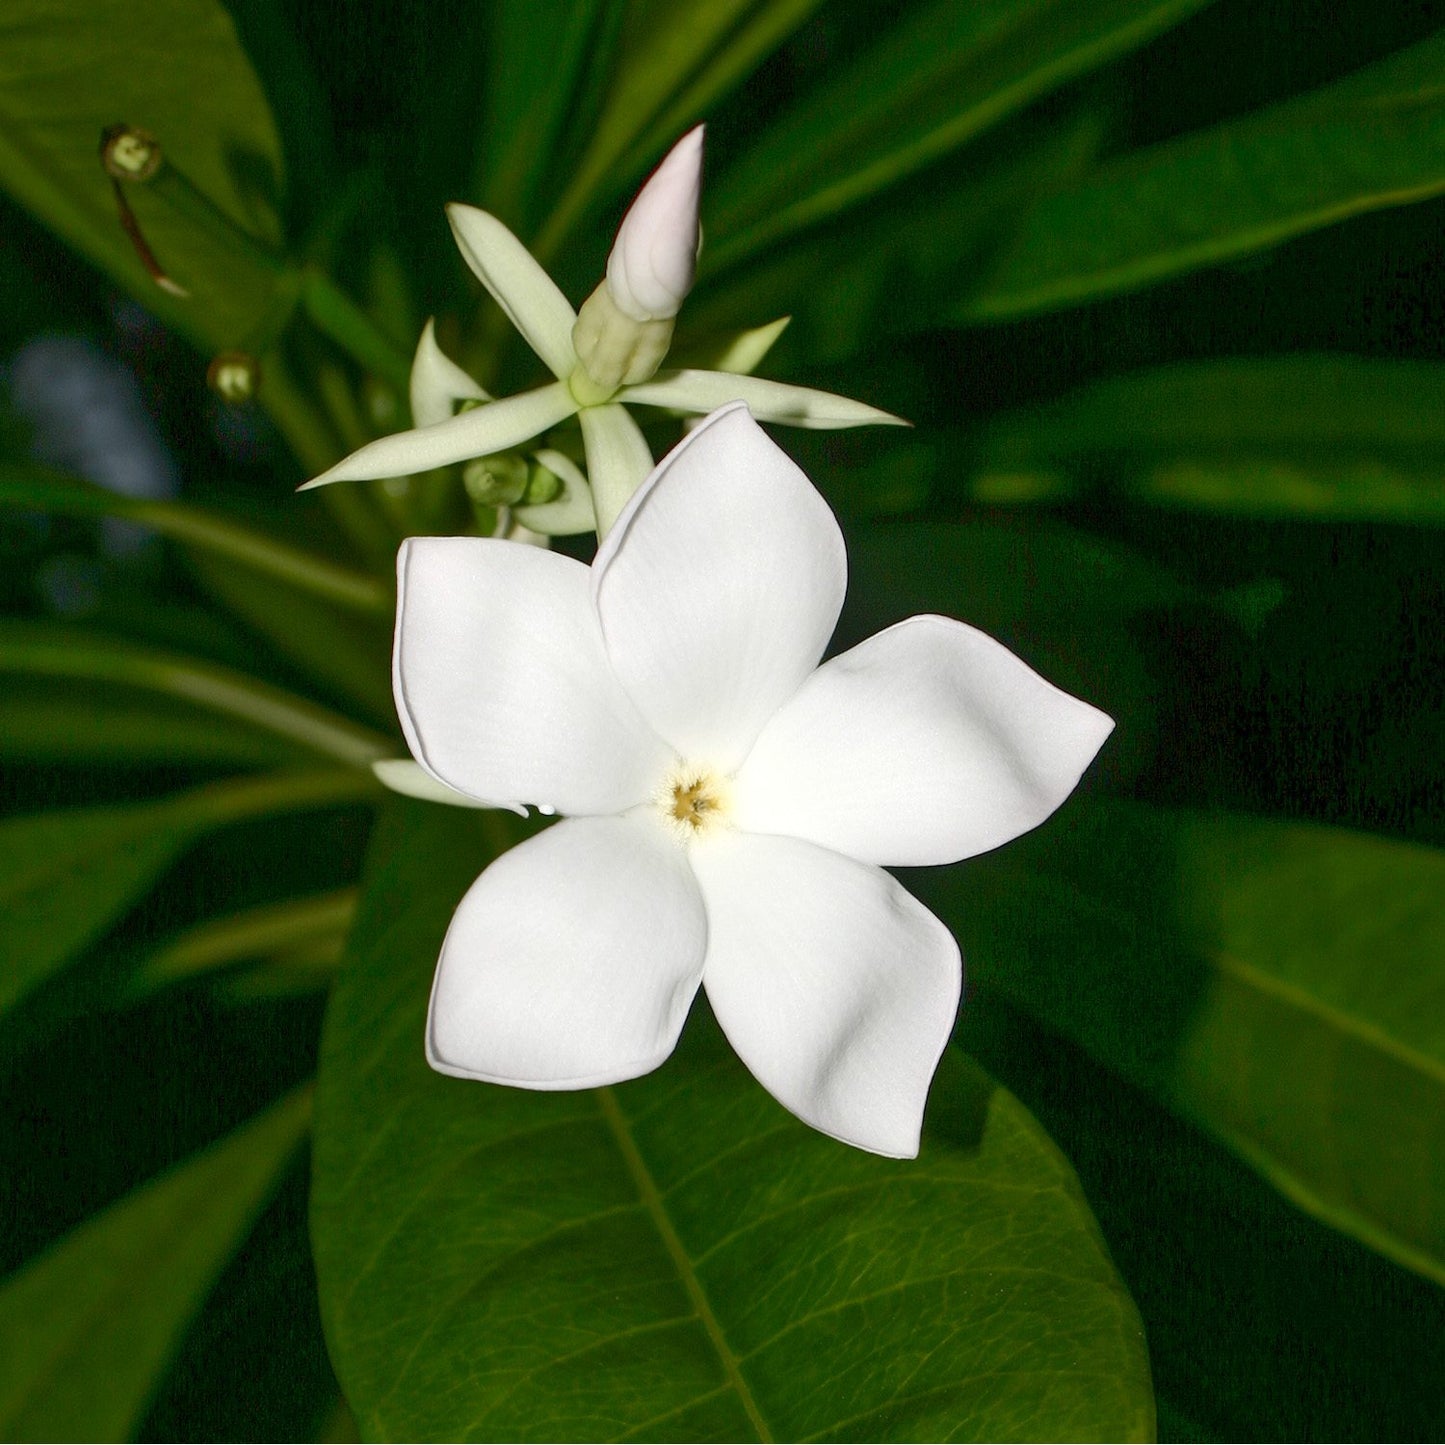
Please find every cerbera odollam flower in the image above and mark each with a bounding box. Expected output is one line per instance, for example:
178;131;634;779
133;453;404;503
396;404;1114;1156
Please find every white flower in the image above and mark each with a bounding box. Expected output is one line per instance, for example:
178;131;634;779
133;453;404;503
396;404;1114;1157
301;133;903;537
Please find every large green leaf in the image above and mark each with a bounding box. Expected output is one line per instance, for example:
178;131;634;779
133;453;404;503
0;620;393;766
469;0;621;231
0;683;307;767
312;801;1153;1442
844;517;1261;635
0;0;288;352
687;108;1103;368
0;1088;311;1441
917;800;1445;1286
0;769;375;1021
534;0;825;261
705;0;1212;271
964;30;1445;319
0;464;393;617
971;354;1445;523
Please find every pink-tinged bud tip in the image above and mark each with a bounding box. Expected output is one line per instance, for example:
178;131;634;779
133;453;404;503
605;125;704;323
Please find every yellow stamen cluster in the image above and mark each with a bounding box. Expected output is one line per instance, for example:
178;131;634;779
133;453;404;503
655;764;732;842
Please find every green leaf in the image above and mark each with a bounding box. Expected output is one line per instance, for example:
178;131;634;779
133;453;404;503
132;887;356;995
705;0;1213;271
0;769;375;1021
973;354;1445;523
312;802;1153;1442
0;1088;311;1441
685;107;1104;368
846;518;1235;632
470;0;620;230
0;0;289;352
965;31;1445;319
535;0;825;261
0;620;394;766
918;800;1445;1287
0;684;308;767
177;550;398;724
0;464;393;615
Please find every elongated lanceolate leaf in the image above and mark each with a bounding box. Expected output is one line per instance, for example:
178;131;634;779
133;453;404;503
312;801;1153;1442
973;354;1445;523
535;0;824;260
917;800;1445;1286
0;0;287;350
0;769;374;1021
706;0;1213;270
965;30;1445;319
0;1089;311;1441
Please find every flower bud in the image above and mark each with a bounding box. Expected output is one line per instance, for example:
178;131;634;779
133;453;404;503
605;126;704;323
207;351;261;402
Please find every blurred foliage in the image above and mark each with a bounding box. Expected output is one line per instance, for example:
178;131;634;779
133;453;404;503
1;0;1442;1438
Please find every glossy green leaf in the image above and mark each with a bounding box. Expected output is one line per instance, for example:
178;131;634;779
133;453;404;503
845;517;1249;633
0;769;375;1020
0;621;393;766
965;31;1445;319
0;1088;311;1441
0;0;288;352
535;0;825;261
706;0;1212;271
470;0;619;230
0;684;306;767
184;550;397;724
312;801;1153;1442
917;800;1445;1286
133;887;356;995
686;108;1103;368
973;355;1445;522
0;464;393;616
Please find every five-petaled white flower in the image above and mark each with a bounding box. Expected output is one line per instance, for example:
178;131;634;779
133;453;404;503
396;404;1113;1157
302;128;901;536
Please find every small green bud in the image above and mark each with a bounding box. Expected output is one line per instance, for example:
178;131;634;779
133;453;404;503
462;454;529;507
523;462;563;507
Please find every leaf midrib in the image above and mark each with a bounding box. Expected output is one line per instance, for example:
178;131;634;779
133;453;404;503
1005;862;1445;1089
596;1086;773;1443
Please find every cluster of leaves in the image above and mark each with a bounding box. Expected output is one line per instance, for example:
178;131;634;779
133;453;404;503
2;0;1443;1438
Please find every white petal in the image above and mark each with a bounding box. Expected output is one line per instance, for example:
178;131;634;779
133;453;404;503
372;758;523;814
579;403;653;539
395;537;669;815
428;816;706;1088
299;383;576;489
606;126;704;323
514;448;597;536
593;403;846;770
693;831;961;1157
624;370;907;429
734;615;1116;867
410;318;488;429
447;205;579;380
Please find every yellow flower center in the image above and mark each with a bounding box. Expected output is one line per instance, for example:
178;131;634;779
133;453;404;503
655;763;732;842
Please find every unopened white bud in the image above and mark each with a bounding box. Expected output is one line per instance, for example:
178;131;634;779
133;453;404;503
605;126;703;323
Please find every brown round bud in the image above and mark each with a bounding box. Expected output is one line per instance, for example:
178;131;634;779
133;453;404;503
100;124;162;182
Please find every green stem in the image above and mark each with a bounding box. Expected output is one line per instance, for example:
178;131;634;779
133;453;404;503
0;466;391;618
0;626;393;768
